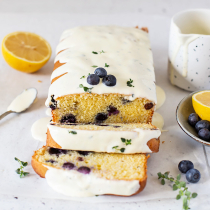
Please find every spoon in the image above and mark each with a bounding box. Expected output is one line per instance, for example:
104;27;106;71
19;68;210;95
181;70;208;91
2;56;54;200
0;88;37;120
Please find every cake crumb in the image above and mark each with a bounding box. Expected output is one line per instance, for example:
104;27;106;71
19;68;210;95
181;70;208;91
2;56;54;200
38;80;42;83
162;141;165;144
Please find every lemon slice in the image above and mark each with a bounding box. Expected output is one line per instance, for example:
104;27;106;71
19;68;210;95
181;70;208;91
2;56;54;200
2;31;51;73
192;90;210;121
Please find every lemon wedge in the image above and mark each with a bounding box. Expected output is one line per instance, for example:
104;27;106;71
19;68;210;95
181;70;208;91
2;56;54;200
2;31;51;73
192;90;210;121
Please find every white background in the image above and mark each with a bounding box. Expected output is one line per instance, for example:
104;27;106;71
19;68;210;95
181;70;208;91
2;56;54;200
0;0;210;210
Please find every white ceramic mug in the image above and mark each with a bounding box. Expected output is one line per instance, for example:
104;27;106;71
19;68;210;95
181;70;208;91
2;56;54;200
168;9;210;91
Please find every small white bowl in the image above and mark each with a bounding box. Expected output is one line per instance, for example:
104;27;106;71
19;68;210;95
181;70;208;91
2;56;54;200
176;90;210;147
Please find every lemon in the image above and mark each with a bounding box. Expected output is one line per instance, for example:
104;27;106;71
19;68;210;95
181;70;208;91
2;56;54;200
2;31;51;73
192;90;210;121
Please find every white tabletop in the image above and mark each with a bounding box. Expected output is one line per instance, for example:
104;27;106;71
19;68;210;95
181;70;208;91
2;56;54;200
0;1;210;210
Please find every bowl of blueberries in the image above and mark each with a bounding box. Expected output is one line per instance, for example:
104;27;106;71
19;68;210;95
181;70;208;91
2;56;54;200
176;90;210;147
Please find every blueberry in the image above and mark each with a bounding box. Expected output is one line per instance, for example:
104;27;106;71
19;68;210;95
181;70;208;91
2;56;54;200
87;74;100;85
58;149;68;155
95;113;108;123
63;162;75;170
186;169;201;183
60;114;76;124
198;128;210;141
78;151;90;156
46;159;57;164
77;166;91;174
102;75;116;86
48;148;67;156
188;113;199;126
77;157;84;161
178;160;194;173
144;103;154;110
49;148;61;156
107;105;119;116
94;68;107;78
195;120;210;132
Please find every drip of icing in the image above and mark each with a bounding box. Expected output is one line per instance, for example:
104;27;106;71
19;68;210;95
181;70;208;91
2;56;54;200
45;167;140;197
46;26;157;106
46;108;51;116
31;117;51;141
152;112;164;131
7;88;37;112
47;124;161;153
156;85;166;110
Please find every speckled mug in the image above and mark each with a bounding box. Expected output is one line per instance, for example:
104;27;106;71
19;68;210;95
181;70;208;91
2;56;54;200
168;9;210;91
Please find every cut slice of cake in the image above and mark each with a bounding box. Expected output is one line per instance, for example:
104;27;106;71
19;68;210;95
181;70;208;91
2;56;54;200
46;123;161;153
45;26;157;124
32;146;148;197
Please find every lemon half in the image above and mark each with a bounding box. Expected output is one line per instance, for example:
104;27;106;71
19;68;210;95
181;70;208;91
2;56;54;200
192;90;210;121
2;31;51;73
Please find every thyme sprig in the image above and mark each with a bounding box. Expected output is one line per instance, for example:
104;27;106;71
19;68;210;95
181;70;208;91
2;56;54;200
127;79;134;87
121;138;132;145
157;171;198;210
112;138;132;152
15;157;29;178
92;50;105;54
68;131;77;134
79;84;93;93
80;73;90;79
112;146;125;153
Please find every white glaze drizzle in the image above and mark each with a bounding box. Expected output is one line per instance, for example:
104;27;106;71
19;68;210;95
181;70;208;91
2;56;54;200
31;117;51;141
7;88;37;112
152;112;164;131
46;108;52;116
46;26;156;106
47;124;161;153
156;85;166;110
45;166;140;197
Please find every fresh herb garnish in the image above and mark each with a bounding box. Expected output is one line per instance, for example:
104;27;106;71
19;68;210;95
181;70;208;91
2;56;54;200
127;79;134;87
157;171;198;210
15;157;29;178
100;50;105;54
80;73;91;79
68;131;77;134
112;138;132;152
105;63;109;67
92;51;98;54
79;84;93;93
91;65;98;68
121;138;132;145
112;146;125;153
120;148;125;152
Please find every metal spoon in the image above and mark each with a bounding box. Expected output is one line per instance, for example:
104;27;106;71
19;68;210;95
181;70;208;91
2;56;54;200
0;88;37;120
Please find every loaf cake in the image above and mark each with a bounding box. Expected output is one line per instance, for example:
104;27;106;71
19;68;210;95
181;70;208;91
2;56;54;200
45;26;157;124
32;146;148;197
47;123;161;153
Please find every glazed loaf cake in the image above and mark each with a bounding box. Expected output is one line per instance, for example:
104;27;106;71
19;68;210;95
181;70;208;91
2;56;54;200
47;123;161;153
32;146;148;197
45;26;157;124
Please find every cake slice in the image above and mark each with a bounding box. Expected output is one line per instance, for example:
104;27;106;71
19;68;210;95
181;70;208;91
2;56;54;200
47;123;161;153
46;26;156;124
32;146;148;197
